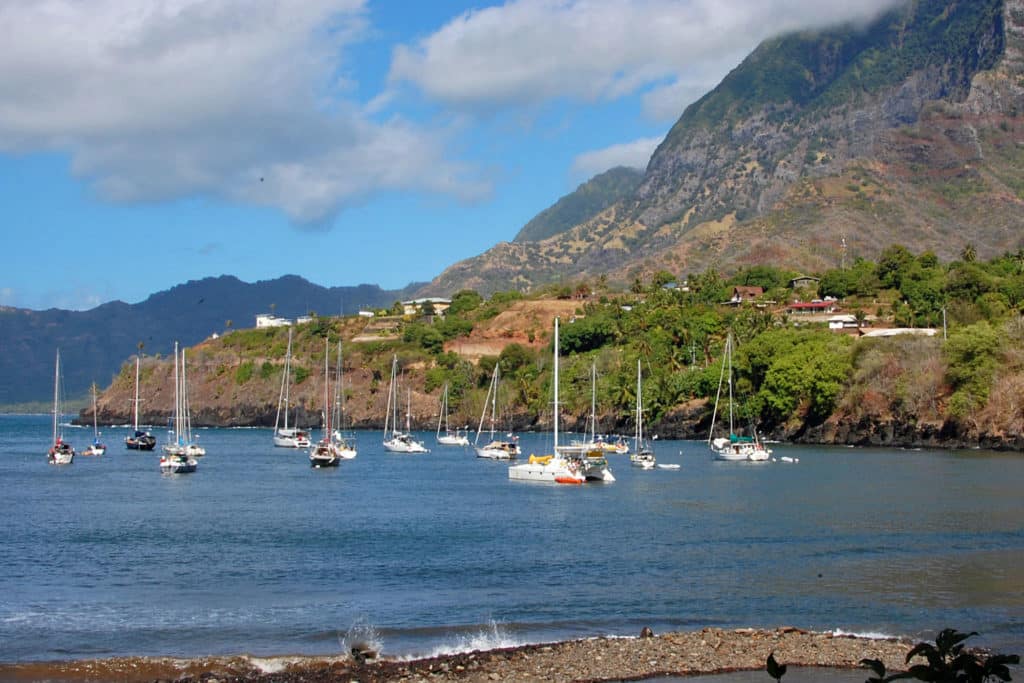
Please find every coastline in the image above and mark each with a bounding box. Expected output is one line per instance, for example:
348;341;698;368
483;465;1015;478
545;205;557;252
0;627;913;682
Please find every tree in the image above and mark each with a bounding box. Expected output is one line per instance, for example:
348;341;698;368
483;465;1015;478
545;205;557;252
961;242;977;263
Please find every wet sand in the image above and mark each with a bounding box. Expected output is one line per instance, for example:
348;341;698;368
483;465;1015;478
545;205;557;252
0;627;913;682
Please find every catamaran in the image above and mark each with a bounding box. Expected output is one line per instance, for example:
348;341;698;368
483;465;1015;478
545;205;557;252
80;383;107;456
509;318;614;483
382;355;429;453
310;338;344;467
708;332;771;462
47;349;75;465
160;342;199;473
125;354;156;451
273;328;311;448
474;364;519;459
435;382;469;446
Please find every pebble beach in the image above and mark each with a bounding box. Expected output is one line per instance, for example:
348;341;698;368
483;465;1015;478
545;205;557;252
1;627;914;682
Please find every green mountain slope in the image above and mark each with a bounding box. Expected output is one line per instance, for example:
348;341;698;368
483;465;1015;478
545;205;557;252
513;166;644;243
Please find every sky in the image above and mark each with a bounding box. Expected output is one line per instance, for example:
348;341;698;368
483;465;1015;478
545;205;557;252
0;0;902;311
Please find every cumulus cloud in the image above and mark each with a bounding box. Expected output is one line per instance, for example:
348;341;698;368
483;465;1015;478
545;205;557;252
0;0;487;224
571;137;662;179
389;0;905;120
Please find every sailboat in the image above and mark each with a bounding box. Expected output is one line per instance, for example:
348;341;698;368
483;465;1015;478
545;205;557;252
125;355;156;451
80;383;107;456
273;328;311;448
629;360;656;469
160;342;199;473
474;365;519;459
708;332;771;462
435;383;469;447
310;337;343;467
329;339;357;459
47;349;75;465
509;318;614;483
382;355;429;453
553;362;615;480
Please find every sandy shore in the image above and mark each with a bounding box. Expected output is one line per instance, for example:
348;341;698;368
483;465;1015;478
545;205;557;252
1;627;914;682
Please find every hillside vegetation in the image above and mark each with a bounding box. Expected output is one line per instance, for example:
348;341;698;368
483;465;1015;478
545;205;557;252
90;248;1024;450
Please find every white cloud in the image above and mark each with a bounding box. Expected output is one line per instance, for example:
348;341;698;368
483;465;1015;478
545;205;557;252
571;137;662;179
0;0;486;224
389;0;904;120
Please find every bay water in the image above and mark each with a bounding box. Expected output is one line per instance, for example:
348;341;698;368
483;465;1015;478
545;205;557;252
1;414;1022;665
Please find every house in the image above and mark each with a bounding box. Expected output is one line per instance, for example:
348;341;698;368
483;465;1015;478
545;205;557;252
789;275;820;290
785;300;837;315
256;314;292;328
828;314;859;330
402;297;452;316
727;286;764;305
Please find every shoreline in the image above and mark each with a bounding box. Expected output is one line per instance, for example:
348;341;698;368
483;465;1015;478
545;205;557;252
0;627;914;682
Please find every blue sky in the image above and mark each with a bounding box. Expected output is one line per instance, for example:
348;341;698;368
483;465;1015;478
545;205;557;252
0;0;900;310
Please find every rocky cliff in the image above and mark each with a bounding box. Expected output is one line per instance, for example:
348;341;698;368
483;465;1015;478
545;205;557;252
423;0;1024;296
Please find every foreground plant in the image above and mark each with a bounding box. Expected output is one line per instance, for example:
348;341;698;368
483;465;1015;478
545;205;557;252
766;629;1019;682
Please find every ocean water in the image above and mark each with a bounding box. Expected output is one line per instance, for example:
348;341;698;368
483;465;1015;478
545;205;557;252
1;414;1022;666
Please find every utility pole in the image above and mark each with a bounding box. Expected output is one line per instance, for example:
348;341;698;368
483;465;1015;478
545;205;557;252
942;307;947;340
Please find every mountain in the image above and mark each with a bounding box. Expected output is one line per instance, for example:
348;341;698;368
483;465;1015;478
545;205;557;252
422;0;1024;296
0;275;417;405
513;166;644;243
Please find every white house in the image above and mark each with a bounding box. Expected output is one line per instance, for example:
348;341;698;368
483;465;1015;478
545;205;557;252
256;314;292;328
402;297;452;316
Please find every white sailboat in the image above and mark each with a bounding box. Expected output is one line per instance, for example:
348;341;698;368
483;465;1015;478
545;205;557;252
509;318;614;483
125;354;156;451
474;364;519;459
273;328;311;448
80;383;107;456
47;349;75;465
435;382;469;446
160;342;199;473
330;339;357;459
310;337;343;467
630;360;656;469
382;355;429;453
708;332;771;462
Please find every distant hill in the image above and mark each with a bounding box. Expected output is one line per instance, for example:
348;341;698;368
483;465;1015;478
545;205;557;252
422;0;1024;296
513;166;644;243
0;275;417;404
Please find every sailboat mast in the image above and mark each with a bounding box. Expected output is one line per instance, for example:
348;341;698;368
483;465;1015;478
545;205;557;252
590;362;597;442
437;384;446;438
489;366;498;439
133;355;141;430
172;342;180;444
635;359;642;450
323;338;330;436
52;349;60;445
182;347;191;443
334;339;344;433
727;334;734;438
92;384;99;438
384;355;395;438
553;317;559;450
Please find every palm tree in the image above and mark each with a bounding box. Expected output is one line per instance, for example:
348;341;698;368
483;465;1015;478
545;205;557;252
960;243;977;263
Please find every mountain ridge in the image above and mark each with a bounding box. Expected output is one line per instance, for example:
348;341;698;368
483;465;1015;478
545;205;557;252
0;275;418;404
419;0;1024;297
